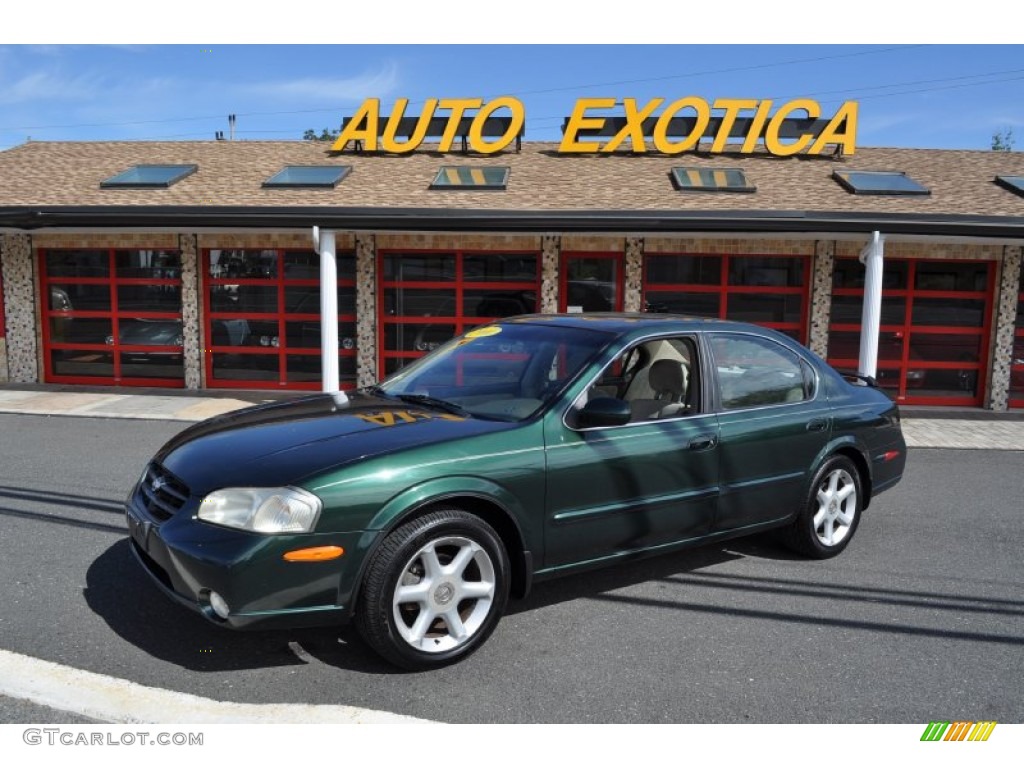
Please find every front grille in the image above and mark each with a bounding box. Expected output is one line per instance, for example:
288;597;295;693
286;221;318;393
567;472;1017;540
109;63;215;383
138;462;190;522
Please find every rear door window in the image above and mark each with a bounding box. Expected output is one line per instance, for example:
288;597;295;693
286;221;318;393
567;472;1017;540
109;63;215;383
709;333;809;410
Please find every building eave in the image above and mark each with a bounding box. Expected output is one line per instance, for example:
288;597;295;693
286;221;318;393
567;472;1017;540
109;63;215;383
4;205;1024;241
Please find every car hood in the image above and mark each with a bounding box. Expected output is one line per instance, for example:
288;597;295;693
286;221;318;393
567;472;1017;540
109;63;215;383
155;392;518;495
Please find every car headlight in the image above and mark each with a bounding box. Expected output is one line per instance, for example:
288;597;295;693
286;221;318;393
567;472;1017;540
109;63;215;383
197;487;322;534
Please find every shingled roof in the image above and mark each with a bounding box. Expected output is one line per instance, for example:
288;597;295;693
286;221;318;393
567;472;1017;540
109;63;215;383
2;140;1024;236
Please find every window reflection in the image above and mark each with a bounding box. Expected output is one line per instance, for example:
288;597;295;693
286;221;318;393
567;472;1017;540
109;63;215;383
115;250;181;279
645;291;720;317
204;249;356;389
41;248;184;386
381;250;540;376
728;257;802;287
646;256;722;286
208;249;278;279
827;257;992;404
643;253;806;339
45;250;109;278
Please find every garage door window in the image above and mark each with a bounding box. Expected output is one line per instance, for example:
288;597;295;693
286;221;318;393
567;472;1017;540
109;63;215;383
379;250;539;378
644;253;810;342
828;257;994;406
40;249;184;386
204;249;356;389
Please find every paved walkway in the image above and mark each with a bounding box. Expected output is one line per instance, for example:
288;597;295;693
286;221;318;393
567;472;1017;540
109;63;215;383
0;387;268;422
1;385;1023;450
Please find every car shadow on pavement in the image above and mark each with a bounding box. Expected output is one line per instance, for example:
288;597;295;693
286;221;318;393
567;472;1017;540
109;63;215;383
504;542;744;617
84;540;401;675
86;537;759;675
716;531;811;561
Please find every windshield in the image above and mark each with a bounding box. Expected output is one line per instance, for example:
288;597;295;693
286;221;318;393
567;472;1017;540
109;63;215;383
373;322;612;421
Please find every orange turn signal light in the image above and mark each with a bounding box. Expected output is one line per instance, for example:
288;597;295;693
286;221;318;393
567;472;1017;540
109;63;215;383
283;545;345;562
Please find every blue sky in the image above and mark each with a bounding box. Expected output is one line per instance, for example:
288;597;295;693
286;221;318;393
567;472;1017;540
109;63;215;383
1;43;1022;152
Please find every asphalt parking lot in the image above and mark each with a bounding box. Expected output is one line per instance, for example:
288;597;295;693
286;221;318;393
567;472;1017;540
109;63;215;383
0;412;1021;723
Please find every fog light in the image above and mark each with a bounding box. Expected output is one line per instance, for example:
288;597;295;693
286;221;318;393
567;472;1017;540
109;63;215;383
209;591;230;620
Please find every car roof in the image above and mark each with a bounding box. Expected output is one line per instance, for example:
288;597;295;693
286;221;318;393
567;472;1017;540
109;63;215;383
500;312;769;338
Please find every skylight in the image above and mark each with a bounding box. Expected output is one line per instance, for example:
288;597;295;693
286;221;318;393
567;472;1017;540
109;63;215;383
995;175;1024;198
263;166;351;188
671;167;755;193
832;170;929;196
100;165;198;188
430;166;509;190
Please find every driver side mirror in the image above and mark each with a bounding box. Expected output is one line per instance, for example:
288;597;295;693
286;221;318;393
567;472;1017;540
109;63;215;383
577;396;632;428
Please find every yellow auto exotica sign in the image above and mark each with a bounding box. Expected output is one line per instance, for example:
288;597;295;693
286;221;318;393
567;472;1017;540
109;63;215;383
331;97;859;156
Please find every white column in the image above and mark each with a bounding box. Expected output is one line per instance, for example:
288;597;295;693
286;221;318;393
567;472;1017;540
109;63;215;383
858;231;885;379
316;228;340;393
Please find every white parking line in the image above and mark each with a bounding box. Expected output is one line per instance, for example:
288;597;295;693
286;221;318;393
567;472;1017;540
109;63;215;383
0;649;432;724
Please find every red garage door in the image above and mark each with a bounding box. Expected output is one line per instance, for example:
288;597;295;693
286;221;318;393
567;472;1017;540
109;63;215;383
378;250;540;378
1010;268;1024;409
40;249;184;386
203;249;357;390
828;258;995;406
643;252;811;342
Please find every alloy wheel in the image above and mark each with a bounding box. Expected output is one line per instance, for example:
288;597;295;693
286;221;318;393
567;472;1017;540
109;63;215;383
813;468;858;547
391;536;497;654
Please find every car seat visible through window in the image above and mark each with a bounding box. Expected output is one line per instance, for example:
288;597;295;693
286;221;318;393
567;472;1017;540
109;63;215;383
628;359;690;421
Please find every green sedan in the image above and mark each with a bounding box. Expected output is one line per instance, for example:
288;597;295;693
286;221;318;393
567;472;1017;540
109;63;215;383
126;314;906;669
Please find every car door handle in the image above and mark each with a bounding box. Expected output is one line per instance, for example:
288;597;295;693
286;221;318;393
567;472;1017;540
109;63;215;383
687;435;718;451
806;418;830;433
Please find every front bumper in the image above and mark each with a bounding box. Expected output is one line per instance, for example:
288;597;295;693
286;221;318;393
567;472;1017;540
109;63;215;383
125;492;368;630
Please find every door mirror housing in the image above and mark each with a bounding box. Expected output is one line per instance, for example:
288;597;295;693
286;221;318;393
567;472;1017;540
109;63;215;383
577;396;632;428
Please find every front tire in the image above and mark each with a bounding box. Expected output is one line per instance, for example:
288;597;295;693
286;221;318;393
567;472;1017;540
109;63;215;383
782;455;863;559
355;509;510;670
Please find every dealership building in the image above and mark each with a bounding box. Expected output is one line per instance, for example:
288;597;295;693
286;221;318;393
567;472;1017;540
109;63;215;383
1;102;1023;409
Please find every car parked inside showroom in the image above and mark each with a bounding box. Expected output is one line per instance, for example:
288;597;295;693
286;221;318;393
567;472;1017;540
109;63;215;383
105;318;184;363
125;314;906;669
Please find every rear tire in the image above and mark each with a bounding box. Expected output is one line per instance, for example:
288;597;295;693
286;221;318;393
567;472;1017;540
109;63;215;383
781;455;862;559
355;509;510;670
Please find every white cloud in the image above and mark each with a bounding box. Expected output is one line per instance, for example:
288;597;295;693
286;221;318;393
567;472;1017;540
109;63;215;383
859;111;920;134
0;70;106;105
238;61;399;103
